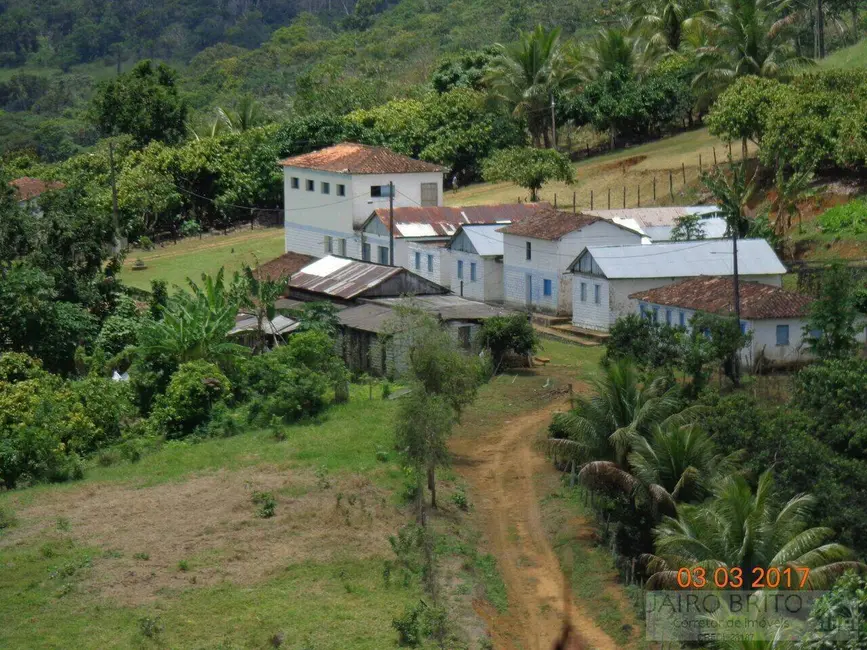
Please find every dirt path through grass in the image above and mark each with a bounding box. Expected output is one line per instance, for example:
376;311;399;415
451;404;619;650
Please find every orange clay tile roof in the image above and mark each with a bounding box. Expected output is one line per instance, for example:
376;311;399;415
498;208;617;240
629;277;814;320
254;252;318;281
279;143;445;174
9;177;65;201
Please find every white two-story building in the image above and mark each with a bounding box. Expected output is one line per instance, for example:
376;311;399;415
500;208;643;314
280;143;445;259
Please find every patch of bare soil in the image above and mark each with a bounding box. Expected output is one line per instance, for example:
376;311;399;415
450;405;620;650
1;468;402;605
599;155;648;174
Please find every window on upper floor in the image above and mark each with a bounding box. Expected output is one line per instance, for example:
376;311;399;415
378;246;389;265
321;182;330;194
362;243;371;261
290;177;299;189
525;241;531;261
305;179;315;192
420;182;438;207
338;238;346;256
324;236;333;254
370;184;392;198
337;184;346;197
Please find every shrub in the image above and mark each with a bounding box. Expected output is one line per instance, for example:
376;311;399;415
0;352;44;383
252;491;277;518
817;200;867;235
451;487;469;511
476;314;539;370
392;601;426;646
137;236;154;250
149;361;230;438
95;314;144;356
179;220;202;238
0;506;16;531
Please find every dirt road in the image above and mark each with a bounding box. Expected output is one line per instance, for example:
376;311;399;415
451;405;620;650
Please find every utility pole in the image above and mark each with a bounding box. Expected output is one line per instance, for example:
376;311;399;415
109;139;122;254
732;223;742;385
550;96;557;151
388;181;394;266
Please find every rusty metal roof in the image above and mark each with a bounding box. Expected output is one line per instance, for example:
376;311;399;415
254;252;318;281
9;177;65;201
289;257;403;299
369;202;550;238
279;143;445;174
629;277;813;320
498;208;607;240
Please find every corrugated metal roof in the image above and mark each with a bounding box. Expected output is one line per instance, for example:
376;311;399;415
337;303;396;333
230;314;300;335
279;143;445;174
450;224;506;257
370;202;549;238
629;277;813;319
584;206;721;227
370;295;515;321
644;217;728;241
289;256;404;299
570;239;786;279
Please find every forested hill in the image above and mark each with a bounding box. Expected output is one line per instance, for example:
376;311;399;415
0;0;623;158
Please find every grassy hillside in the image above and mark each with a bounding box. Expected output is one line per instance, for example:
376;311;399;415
820;38;867;68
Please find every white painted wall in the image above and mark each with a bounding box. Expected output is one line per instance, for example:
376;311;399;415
449;253;504;302
572;272;787;332
283;166;442;257
406;242;450;286
502;221;641;314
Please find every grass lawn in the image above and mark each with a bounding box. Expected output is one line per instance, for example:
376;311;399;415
446;127;757;210
119;228;284;291
0;341;604;649
821;38;867;69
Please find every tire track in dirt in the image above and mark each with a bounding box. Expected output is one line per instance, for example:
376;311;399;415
451;404;620;650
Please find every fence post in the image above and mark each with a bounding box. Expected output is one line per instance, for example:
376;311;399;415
699;154;702;173
608;188;611;209
669;171;674;199
713;147;717;165
573;192;576;213
590;189;594;211
637;185;641;207
622;186;626;209
653;177;657;201
682;162;686;185
554;193;557;209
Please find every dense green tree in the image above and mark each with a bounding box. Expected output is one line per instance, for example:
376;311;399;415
801;571;867;649
669;213;707;240
89;60;188;145
627;0;708;52
482;146;573;201
475;314;540;370
707;75;790;152
804;264;861;359
431;47;498;93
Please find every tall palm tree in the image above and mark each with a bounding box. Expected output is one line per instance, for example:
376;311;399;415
187;115;229;140
486;25;570;147
569;28;647;82
644;471;864;590
771;166;813;237
627;0;709;53
694;0;813;92
548;358;703;468
579;423;736;516
217;95;265;133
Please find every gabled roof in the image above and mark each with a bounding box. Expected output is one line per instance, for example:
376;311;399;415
288;255;447;300
629;277;813;319
584;206;721;227
568;239;787;278
9;177;65;201
254;252;318;281
448;223;507;257
279;143;445;174
366;202;549;238
498;207;637;241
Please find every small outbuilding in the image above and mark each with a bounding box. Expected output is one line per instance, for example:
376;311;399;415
447;223;509;303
